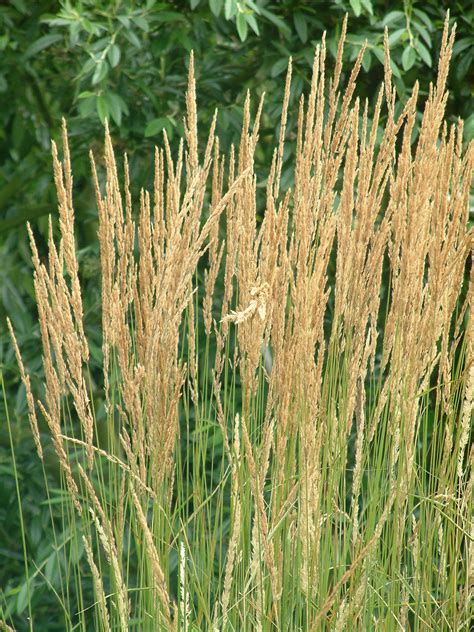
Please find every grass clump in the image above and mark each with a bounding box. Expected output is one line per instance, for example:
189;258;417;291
4;15;473;632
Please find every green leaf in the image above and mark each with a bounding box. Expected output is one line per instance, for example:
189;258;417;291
236;13;248;42
107;43;121;68
412;8;432;30
145;117;173;138
413;22;431;48
209;0;222;16
45;554;59;585
82;18;103;36
390;59;401;79
245;0;261;14
452;38;474;56
224;0;237;20
388;28;406;47
81;57;95;76
96;94;109;123
360;0;373;15
10;0;27;14
293;12;307;44
16;583;29;615
78;96;96;117
272;41;291;57
105;91;126;126
415;41;432;68
455;51;472;81
349;0;361;17
69;21;81;46
92;60;108;85
271;58;289;78
0;34;9;51
30;517;42;547
362;48;371;72
123;29;141;48
246;13;259;36
133;15;149;31
78;90;96;99
24;34;63;59
401;45;416;71
464;113;474;143
259;7;291;38
117;15;130;28
190;0;201;7
43;17;73;27
382;11;404;26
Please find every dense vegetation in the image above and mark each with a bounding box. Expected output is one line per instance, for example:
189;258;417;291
0;2;472;630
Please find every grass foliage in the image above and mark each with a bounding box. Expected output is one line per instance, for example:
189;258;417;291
3;16;473;632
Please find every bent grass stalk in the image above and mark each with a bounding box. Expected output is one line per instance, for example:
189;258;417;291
6;15;473;632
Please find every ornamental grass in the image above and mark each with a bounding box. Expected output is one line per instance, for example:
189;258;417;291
5;15;473;632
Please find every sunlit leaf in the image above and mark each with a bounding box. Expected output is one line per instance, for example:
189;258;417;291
224;0;237;20
246;13;259;36
236;13;248;42
209;0;222;16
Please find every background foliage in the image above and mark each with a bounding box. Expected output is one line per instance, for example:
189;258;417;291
0;0;472;628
